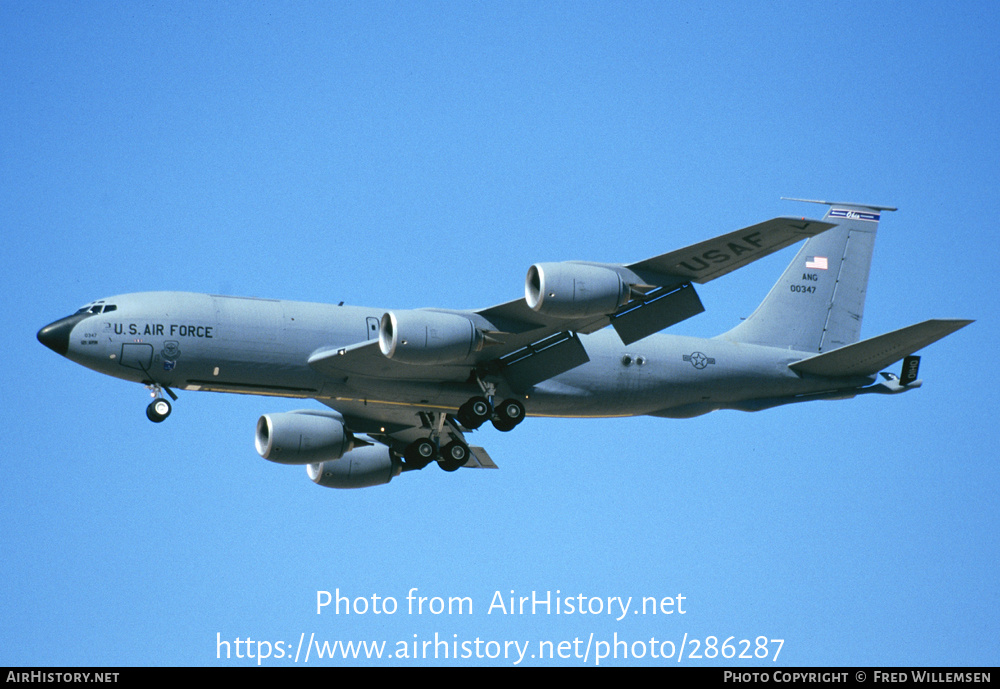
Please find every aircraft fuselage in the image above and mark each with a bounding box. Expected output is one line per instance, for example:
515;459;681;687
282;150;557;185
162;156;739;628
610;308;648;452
39;291;877;419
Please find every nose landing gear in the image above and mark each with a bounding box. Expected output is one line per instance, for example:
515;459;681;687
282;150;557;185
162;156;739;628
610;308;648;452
146;397;172;423
144;383;177;423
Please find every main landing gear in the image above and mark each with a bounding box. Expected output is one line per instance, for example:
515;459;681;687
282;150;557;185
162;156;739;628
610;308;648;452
454;376;526;433
401;409;470;472
401;393;525;473
401;389;526;473
403;437;470;472
456;395;525;433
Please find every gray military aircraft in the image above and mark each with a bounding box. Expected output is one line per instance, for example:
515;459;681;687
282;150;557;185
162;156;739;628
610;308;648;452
38;199;971;489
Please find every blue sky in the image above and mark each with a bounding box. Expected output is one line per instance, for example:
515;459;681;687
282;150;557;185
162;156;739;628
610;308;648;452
2;1;997;666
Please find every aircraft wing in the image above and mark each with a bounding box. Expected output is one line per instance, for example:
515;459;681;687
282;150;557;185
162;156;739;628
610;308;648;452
626;216;834;283
309;215;834;391
479;217;832;321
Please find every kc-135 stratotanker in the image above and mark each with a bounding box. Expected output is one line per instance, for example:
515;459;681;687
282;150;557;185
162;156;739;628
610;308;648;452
38;199;971;488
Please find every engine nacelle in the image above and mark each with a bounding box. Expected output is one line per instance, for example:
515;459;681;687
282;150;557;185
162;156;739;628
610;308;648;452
255;410;357;465
525;263;629;318
378;310;483;365
307;446;401;489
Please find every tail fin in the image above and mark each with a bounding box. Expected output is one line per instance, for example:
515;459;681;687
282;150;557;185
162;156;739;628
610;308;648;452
722;199;897;353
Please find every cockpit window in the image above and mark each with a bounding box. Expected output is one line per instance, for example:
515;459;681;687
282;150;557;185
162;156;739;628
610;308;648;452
74;302;115;314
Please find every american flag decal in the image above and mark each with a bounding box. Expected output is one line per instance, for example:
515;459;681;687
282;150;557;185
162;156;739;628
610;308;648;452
805;256;828;270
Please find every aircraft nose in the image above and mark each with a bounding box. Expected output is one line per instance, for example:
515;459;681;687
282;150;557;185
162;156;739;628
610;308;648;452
37;314;86;356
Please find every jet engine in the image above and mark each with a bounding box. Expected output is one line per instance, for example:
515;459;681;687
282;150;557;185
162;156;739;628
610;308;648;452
255;410;360;465
378;310;483;365
307;445;401;489
525;263;630;318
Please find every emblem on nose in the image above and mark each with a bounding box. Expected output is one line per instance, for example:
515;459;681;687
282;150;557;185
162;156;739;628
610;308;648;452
162;341;181;360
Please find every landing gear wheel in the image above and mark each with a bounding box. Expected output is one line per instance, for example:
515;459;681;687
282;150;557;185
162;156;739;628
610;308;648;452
491;398;524;431
146;397;172;423
439;441;470;472
457;396;491;429
403;438;438;470
491;417;517;432
495;398;525;426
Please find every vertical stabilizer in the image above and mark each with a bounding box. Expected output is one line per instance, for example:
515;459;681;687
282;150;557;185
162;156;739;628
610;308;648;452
722;199;896;353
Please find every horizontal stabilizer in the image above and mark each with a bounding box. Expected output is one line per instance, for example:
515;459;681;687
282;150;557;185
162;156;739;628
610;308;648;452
788;319;973;377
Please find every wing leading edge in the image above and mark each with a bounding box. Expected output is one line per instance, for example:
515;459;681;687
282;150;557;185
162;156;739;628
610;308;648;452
626;216;834;283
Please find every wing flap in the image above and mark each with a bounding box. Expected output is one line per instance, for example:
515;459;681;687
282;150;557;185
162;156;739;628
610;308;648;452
788;319;973;377
467;446;498;469
610;282;705;345
500;331;591;392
